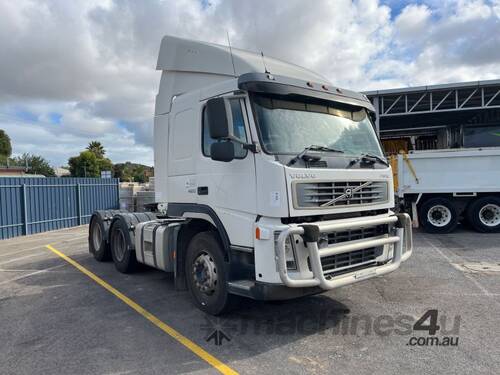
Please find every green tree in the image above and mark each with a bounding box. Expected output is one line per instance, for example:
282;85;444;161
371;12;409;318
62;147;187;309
68;150;100;177
133;165;146;183
97;156;113;175
0;129;12;164
11;153;55;177
86;141;105;158
68;150;113;177
113;162;153;182
113;163;133;181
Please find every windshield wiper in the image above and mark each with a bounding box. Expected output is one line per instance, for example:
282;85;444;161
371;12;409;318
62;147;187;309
347;153;389;168
287;145;344;166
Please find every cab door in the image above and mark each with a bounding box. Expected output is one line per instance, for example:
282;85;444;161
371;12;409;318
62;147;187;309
196;95;257;248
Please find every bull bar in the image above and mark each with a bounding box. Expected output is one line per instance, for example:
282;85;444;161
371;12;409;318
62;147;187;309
276;213;413;289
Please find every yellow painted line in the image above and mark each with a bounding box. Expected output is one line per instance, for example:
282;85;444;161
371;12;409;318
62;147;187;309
45;244;238;375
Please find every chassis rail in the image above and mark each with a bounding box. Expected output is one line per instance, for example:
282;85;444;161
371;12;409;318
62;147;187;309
276;213;413;289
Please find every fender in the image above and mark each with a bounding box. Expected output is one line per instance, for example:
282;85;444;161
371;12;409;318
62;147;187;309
167;203;232;252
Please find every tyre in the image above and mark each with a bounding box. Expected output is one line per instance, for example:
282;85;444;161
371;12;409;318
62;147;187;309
185;231;235;315
88;210;128;261
466;196;500;233
419;197;458;234
109;216;138;273
89;216;109;261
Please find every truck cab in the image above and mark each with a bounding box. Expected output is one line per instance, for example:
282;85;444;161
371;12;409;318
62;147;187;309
89;36;412;315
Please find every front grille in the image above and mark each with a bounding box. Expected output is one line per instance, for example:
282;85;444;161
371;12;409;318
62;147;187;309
313;223;389;276
294;180;388;209
327;225;387;245
320;247;383;274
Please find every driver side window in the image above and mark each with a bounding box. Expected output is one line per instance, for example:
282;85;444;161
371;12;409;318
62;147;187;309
202;98;248;158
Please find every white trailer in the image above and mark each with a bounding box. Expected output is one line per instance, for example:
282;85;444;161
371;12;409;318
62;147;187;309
88;36;412;315
394;147;500;233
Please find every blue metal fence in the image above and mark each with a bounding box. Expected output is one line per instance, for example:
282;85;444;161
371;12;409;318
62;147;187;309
0;177;119;240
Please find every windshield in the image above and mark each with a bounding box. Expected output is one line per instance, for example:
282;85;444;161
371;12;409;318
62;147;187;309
252;94;383;157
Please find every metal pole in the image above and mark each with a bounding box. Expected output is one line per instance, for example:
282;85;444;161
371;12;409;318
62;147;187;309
22;184;28;235
77;183;82;225
372;96;380;135
115;178;120;209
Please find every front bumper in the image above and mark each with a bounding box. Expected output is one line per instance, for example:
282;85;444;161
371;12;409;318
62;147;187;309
276;213;413;289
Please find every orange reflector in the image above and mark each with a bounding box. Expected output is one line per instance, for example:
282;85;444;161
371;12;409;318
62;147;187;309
255;227;261;240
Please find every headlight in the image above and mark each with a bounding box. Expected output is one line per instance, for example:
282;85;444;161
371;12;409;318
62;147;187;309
274;232;298;270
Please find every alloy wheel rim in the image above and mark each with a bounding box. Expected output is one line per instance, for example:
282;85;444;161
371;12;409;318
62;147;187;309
192;252;218;295
92;222;102;250
112;229;126;261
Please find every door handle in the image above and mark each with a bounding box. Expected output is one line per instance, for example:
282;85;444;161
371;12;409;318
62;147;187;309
197;186;208;195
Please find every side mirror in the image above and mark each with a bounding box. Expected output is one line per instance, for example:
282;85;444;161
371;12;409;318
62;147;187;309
206;97;234;139
210;142;235;162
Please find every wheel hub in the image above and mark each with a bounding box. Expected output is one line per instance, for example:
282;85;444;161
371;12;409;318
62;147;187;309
432;211;443;220
112;229;126;262
479;204;500;227
192;252;218;295
92;222;102;250
427;205;451;227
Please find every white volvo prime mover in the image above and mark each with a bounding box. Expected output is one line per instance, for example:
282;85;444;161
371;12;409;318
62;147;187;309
89;36;413;315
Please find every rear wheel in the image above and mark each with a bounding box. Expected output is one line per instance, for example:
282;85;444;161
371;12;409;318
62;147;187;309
466;196;500;233
109;217;138;273
185;232;235;315
89;216;109;261
88;210;129;261
419;197;458;234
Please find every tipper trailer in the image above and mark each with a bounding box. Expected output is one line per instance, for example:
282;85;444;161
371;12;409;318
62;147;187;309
89;36;412;315
392;147;500;233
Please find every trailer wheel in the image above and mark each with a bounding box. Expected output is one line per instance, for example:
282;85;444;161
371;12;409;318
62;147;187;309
419;197;458;234
109;216;138;273
466;196;500;233
185;232;235;315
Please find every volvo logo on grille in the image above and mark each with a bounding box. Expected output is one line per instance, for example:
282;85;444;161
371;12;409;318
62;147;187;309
344;188;353;199
320;181;373;207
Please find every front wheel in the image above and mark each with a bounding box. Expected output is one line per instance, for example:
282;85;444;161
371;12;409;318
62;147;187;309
466;196;500;233
419;197;458;234
185;232;236;315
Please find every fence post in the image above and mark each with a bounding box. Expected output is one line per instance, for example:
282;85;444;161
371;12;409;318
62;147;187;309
116;178;120;209
76;183;82;225
21;184;28;235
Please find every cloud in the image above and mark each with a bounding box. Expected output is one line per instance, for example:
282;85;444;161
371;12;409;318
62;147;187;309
0;0;499;167
394;4;432;42
0;107;152;167
382;0;500;86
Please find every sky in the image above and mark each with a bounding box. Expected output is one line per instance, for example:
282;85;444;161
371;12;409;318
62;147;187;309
0;0;499;167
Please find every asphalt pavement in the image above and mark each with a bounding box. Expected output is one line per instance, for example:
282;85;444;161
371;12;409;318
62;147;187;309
1;225;499;375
